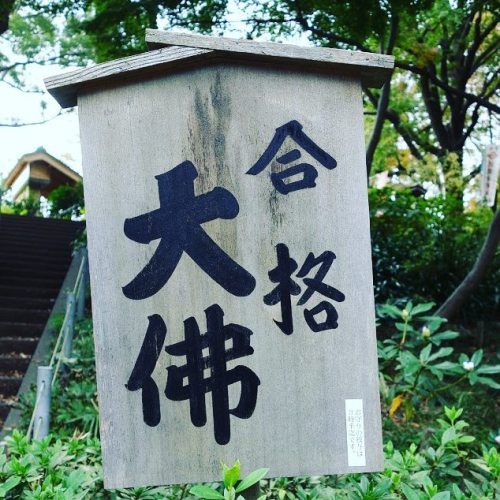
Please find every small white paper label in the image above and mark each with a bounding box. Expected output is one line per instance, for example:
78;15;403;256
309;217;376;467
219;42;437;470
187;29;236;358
345;399;366;466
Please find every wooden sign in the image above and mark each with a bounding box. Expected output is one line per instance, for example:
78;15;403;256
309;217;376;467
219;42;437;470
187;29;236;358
45;33;393;489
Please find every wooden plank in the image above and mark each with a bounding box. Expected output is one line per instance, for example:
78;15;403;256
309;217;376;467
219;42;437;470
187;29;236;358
44;46;214;108
45;32;394;108
78;64;383;489
146;29;394;87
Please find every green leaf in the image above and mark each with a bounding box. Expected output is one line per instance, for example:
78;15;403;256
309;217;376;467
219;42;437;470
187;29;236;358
476;365;500;374
0;476;21;496
444;406;462;421
428;347;453;362
379;304;402;318
476;376;500;389
457;435;475;443
431;492;450;500
431;361;461;373
464;479;483;497
420;344;432;363
373;478;392;495
441;428;457;445
223;460;241;488
190;485;225;499
400;482;421;500
411;303;435;315
471;350;483;366
432;331;459;341
235;468;268;493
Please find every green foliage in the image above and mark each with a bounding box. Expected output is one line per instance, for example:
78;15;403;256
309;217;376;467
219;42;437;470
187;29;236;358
9;0;231;64
18;319;99;437
369;188;499;323
191;460;268;500
0;430;103;498
47;181;85;219
377;301;500;421
2;196;42;216
6;303;499;498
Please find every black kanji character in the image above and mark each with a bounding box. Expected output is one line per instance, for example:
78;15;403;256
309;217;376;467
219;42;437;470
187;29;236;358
263;243;301;335
126;314;167;427
165;304;260;445
264;244;346;333
123;161;256;300
246;120;337;194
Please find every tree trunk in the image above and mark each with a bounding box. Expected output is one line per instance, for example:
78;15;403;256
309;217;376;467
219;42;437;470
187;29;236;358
0;0;15;36
435;210;500;320
366;81;391;175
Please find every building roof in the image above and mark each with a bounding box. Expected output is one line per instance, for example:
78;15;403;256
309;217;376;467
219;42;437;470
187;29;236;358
44;31;394;108
3;149;82;188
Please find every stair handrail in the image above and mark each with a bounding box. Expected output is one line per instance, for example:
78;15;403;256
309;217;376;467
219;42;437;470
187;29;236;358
26;248;88;441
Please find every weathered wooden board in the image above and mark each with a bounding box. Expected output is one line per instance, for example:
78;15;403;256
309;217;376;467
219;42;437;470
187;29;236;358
45;33;394;108
146;30;394;87
78;64;383;489
45;46;213;108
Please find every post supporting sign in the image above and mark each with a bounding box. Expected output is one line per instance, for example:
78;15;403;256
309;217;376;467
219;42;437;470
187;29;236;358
45;32;394;489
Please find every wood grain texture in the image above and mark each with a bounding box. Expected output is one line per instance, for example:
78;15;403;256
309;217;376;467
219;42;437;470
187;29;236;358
45;32;394;108
146;29;394;87
44;46;213;108
78;65;383;489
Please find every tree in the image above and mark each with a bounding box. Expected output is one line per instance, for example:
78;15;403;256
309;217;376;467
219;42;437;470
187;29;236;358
2;0;498;320
47;181;85;219
435;209;500;320
3;2;497;183
233;0;498;191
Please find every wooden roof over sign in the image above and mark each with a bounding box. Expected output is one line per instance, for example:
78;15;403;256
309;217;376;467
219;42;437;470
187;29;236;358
45;31;394;108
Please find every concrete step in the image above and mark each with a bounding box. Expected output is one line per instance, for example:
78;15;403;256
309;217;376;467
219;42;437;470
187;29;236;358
0;228;80;241
0;240;74;253
0;275;64;289
0;213;84;230
0;253;72;267
0;257;70;271
0;401;12;422
0;308;51;323
0;284;60;299
0;337;38;355
0;296;55;310
0;354;31;371
0;267;67;281
0;376;23;397
0;322;45;338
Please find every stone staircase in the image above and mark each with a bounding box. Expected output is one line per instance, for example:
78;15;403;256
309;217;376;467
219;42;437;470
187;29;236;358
0;214;84;427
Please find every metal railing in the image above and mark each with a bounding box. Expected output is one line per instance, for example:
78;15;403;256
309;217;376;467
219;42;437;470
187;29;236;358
26;249;88;440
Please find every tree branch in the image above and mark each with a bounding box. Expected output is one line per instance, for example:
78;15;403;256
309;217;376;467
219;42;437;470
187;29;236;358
366;81;391;174
0;78;44;94
435;210;500;321
364;11;398;175
467;13;499;74
0;110;64;127
472;37;500;73
420;73;450;150
0;0;15;37
261;10;373;53
462;101;482;145
396;61;500;114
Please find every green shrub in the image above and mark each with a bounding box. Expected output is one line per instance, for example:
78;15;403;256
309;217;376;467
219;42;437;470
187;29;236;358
2;196;42;216
369;188;499;324
47;182;85;219
6;304;499;499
